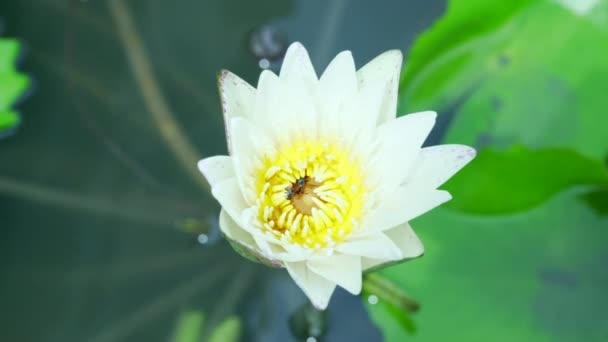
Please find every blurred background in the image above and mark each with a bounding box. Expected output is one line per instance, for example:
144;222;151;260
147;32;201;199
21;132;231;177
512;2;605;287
1;0;607;341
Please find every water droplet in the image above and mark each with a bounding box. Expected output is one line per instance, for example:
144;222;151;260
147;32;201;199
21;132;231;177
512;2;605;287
197;234;209;245
368;294;379;305
497;54;510;66
306;337;317;342
258;58;271;69
249;25;288;61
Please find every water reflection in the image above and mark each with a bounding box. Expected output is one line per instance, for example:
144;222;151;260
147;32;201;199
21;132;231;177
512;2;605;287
0;0;444;341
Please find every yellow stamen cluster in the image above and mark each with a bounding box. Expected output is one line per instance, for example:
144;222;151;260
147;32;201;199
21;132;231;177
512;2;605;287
254;141;364;249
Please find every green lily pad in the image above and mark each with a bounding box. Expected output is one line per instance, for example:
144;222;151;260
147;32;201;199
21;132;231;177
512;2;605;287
0;37;29;136
399;0;608;160
369;0;608;339
443;145;608;214
0;109;20;133
0;38;20;71
368;188;608;341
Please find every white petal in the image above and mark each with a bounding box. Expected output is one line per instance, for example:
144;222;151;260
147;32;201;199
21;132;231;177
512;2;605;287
197;155;234;187
339;79;387;150
286;261;336;310
361;223;424;270
360;188;452;235
385;222;424;259
274;79;318;143
307;254;362;295
236;208;313;263
279;42;317;85
229;117;275;204
318;51;357;137
370;111;437;188
408;144;477;188
218;70;256;152
220;210;285;268
357;50;403;125
211;177;248;226
253;69;281;127
219;208;256;249
336;232;401;260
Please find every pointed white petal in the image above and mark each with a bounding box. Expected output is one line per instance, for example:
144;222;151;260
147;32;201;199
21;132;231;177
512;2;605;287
220;209;284;268
360;188;452;235
239;208;312;263
339;79;387;150
253;69;281;126
211;177;248;226
219;70;256;152
370;111;437;187
385;222;424;259
279;42;317;85
357;50;403;125
286;261;336;310
307;254;362;295
361;257;383;271
229;117;275;203
336;232;402;260
274;79;317;144
408;144;477;188
198;155;234;187
219;208;256;249
361;223;424;270
319;51;357;136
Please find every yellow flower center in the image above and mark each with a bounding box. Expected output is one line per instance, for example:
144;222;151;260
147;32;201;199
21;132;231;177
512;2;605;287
255;140;365;249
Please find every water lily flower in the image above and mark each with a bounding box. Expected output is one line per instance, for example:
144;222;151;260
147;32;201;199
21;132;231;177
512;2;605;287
198;42;475;309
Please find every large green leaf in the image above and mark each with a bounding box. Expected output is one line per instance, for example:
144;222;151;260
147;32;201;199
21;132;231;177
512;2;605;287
443;145;608;214
368;188;608;341
369;0;608;340
399;0;608;160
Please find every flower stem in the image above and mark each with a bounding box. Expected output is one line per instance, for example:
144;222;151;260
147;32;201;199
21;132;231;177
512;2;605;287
107;0;209;193
289;300;328;341
362;273;420;313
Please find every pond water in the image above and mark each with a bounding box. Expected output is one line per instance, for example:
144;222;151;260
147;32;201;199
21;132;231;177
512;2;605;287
0;0;446;341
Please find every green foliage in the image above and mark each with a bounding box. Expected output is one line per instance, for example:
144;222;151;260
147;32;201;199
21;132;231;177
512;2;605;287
0;38;29;135
172;311;241;342
207;316;241;342
370;189;608;341
172;311;205;342
399;0;608;160
369;0;608;340
444;145;608;214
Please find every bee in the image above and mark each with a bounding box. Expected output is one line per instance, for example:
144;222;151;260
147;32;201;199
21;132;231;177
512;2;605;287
285;175;309;200
285;186;297;200
296;176;308;189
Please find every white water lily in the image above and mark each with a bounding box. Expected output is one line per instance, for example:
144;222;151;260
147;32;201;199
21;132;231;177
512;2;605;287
198;42;475;309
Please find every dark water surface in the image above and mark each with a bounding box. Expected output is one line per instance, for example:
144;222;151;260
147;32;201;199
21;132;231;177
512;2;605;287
0;0;444;341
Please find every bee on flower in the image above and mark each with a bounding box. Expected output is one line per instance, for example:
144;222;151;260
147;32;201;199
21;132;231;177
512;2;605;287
198;42;475;309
